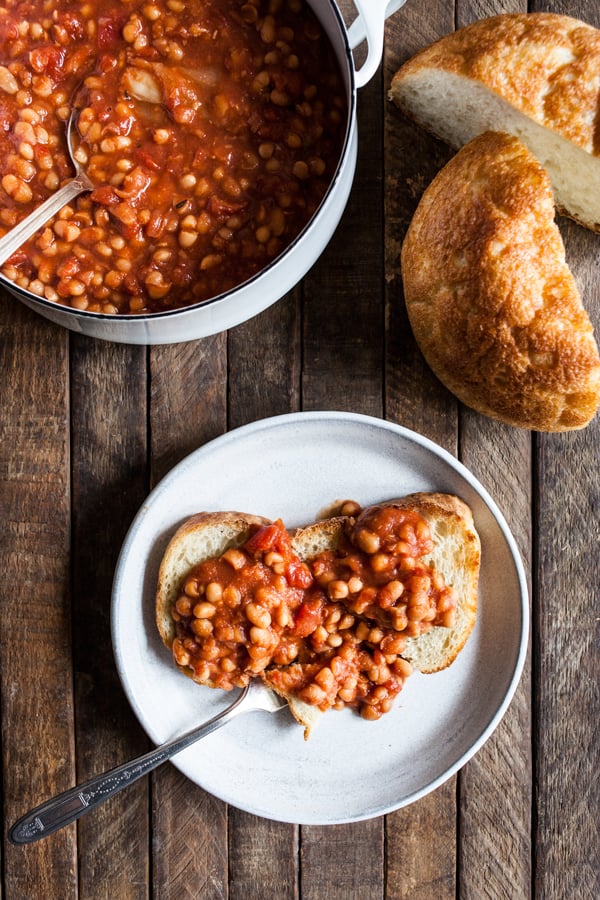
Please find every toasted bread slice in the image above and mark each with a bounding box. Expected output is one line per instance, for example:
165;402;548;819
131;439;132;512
389;13;600;232
382;493;480;672
155;511;270;674
155;495;480;738
268;493;480;736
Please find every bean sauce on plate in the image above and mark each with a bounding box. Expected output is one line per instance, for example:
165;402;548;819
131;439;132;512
170;505;458;722
0;0;347;313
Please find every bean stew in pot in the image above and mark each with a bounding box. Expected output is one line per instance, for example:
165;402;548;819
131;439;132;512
0;0;347;314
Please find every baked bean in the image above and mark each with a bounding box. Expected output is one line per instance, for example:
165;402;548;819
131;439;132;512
315;667;334;692
371;552;393;573
175;595;193;616
355;621;370;642
172;639;191;668
328;579;349;600
368;627;385;645
193;601;217;619
220;657;237;674
347;576;363;594
223;585;242;607
355;528;381;555
205;582;223;604
300;683;327;707
361;704;382;722
191;619;213;638
222;548;247;571
246;602;272;629
249;626;272;647
393;658;414;679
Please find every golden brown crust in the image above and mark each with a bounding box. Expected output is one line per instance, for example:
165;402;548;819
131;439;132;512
391;13;600;155
401;130;600;431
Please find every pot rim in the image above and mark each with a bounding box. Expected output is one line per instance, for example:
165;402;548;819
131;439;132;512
0;0;358;325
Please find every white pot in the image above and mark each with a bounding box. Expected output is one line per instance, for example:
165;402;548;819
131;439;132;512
3;0;407;344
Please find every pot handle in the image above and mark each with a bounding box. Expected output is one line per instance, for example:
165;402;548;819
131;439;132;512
347;0;408;88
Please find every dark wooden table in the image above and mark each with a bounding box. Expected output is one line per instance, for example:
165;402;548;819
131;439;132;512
1;1;598;897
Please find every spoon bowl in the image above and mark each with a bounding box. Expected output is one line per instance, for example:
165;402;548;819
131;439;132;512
0;108;93;269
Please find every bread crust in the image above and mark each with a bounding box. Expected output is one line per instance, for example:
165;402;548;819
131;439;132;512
390;13;600;155
401;130;600;431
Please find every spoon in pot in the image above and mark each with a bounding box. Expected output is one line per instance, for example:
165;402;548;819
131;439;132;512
9;680;287;845
0;107;93;268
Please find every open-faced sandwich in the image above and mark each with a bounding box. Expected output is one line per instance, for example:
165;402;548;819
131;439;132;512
156;493;481;738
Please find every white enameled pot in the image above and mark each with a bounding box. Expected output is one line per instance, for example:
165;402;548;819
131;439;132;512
2;0;407;344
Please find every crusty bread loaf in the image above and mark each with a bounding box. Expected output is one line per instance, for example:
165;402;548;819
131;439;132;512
401;130;600;431
389;13;600;232
156;495;480;738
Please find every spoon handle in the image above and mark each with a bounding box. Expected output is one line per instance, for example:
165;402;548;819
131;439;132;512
9;686;250;845
0;171;93;268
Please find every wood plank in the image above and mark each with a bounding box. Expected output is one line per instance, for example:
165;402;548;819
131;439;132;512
228;813;299;900
69;336;150;897
385;791;457;900
384;4;456;442
383;4;459;897
149;335;228;484
458;414;532;900
228;291;301;427
149;335;230;898
301;822;384;900
0;297;77;896
534;211;600;898
301;71;384;419
531;4;599;897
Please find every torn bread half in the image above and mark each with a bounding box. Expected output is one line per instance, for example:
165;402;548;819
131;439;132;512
389;12;600;232
401;130;600;431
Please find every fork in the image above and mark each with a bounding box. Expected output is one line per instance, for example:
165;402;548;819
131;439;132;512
9;680;287;845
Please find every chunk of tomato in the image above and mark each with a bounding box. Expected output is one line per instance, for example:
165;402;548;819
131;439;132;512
293;597;323;638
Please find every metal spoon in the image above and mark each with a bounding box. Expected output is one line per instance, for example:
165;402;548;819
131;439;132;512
9;680;287;845
0;108;93;268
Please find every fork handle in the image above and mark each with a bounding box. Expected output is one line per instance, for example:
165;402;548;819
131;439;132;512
9;687;250;845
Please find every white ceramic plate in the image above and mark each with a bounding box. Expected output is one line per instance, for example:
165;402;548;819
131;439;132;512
111;411;528;824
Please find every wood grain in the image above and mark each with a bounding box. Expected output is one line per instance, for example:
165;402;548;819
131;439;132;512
531;4;600;896
0;297;76;897
70;336;150;898
149;340;229;897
